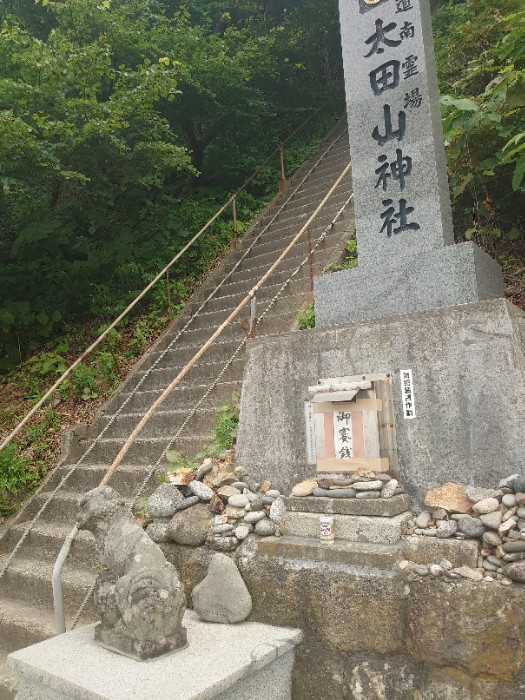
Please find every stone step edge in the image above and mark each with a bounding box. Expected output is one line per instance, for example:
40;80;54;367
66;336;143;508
280;511;413;545
284;493;412;517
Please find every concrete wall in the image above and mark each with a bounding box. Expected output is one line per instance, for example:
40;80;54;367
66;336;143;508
235;299;525;505
164;541;525;700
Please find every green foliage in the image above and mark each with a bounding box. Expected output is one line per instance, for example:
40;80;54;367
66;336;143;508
327;234;358;272
210;391;240;453
297;303;315;330
0;0;343;367
435;0;525;248
0;443;36;515
165;449;199;471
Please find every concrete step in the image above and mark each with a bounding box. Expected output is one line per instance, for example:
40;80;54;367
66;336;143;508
104;379;242;415
280;511;412;544
151;307;298;350
0;598;55;653
64;434;209;467
43;463;162;498
0;649;17;700
4;522;97;568
237;218;343;267
269;188;350;230
284;494;412;517
139;339;244;373
2;558;96;619
91;406;219;441
121;358;244;393
228;247;335;286
187;292;308;334
198;276;312;315
257;536;401;570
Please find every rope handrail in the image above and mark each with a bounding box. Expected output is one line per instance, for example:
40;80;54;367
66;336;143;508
69;185;355;633
60;162;353;632
103;163;351;478
0;127;349;583
0;96;343;453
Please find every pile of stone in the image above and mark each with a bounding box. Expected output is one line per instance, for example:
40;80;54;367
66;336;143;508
143;454;285;553
290;472;403;499
405;476;525;584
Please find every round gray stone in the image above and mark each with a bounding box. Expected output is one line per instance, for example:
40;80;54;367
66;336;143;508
147;483;184;519
510;476;525;493
211;524;235;535
269;497;286;524
174;496;200;512
312;487;356;498
228;494;250;509
167;504;213;546
415;512;431;529
255;519;277;537
457;515;485;539
502;561;525;582
206;535;240;552
472;498;500;515
192;553;252;623
146;520;170;543
234;525;251;540
381;479;398;498
435;520;458;539
244;511;267;524
188;481;214;502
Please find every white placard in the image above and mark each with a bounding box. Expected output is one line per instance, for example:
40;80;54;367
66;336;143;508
304;401;317;465
400;369;416;419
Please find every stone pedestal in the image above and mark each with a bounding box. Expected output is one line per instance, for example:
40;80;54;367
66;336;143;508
8;611;301;700
236;299;525;504
314;241;504;327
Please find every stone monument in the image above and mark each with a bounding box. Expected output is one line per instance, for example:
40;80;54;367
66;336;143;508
76;486;187;660
235;0;525;502
314;0;504;326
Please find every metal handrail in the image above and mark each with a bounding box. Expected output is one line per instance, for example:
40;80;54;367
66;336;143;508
52;162;351;633
0;95;342;453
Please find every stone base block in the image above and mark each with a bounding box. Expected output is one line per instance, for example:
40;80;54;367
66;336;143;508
7;611;302;700
236;299;525;504
258;535;401;570
280;511;411;544
314;241;503;326
402;535;480;568
285;493;411;517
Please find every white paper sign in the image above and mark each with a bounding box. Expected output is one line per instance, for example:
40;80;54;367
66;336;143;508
400;369;416;419
304;401;317;465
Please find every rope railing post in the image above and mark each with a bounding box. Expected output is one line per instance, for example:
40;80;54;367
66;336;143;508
166;270;173;321
279;145;286;192
68;375;75;422
307;229;314;293
232;195;238;240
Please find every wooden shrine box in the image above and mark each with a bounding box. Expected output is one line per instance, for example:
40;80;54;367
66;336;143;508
304;373;398;473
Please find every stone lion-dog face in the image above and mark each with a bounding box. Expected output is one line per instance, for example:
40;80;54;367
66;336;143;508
76;485;187;660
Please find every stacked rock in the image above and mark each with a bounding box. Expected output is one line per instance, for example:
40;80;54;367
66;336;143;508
144;454;285;553
290;472;403;499
406;475;525;585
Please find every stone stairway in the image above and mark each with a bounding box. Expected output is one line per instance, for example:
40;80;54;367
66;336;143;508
0;119;353;698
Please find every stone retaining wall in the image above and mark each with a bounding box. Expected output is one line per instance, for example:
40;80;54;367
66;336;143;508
163;541;525;699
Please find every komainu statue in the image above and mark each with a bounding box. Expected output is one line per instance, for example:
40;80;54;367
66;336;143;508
77;485;187;660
